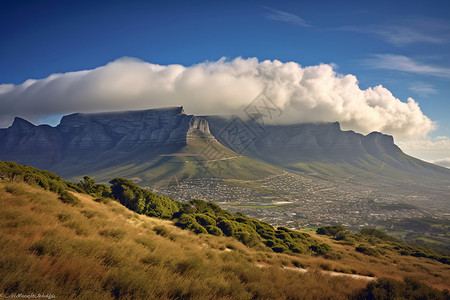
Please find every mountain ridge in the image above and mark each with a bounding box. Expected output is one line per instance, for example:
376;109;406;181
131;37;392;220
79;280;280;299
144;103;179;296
1;107;449;185
205;115;450;182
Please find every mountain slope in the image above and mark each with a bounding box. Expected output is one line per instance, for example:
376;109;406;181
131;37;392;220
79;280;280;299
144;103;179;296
1;107;449;186
0;181;369;299
206;116;450;183
0;108;283;185
1;172;449;298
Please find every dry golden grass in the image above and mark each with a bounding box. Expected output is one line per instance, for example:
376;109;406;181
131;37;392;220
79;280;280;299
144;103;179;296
294;232;450;291
0;181;448;299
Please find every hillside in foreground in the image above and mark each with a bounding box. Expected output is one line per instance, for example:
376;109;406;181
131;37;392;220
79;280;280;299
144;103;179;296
0;162;449;299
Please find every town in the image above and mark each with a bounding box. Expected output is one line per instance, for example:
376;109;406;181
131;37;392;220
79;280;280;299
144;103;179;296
153;172;445;232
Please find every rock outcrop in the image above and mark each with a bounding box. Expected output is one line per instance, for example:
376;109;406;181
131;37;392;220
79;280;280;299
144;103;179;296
204;116;401;163
1;107;448;182
0;107;214;169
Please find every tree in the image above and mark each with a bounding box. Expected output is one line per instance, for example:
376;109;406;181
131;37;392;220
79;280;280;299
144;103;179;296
109;178;144;213
316;225;347;239
79;176;96;193
217;218;235;236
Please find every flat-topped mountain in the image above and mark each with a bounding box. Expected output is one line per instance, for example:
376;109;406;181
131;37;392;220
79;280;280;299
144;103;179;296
0;107;282;183
205;117;400;158
205;116;450;181
1;107;449;184
0;107;211;166
58;107;212;147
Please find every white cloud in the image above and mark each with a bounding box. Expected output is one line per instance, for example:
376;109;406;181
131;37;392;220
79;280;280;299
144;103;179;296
0;84;14;94
398;136;450;164
374;26;444;46
408;82;437;96
336;18;450;46
398;136;450;150
0;57;435;139
431;158;450;168
338;25;445;46
264;7;310;27
365;54;450;78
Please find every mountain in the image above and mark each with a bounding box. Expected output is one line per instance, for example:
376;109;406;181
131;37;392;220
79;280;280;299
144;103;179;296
205;116;450;182
1;107;449;186
0;107;282;185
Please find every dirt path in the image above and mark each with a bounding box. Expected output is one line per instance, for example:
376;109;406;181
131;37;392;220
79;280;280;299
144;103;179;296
256;263;376;281
281;265;376;281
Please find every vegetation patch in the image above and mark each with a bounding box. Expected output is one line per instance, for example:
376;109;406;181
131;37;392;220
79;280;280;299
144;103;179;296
1;160;449;299
99;228;126;240
356;277;449;300
58;191;81;206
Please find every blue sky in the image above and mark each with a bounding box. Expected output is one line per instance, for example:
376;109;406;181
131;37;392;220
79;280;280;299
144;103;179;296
1;0;449;164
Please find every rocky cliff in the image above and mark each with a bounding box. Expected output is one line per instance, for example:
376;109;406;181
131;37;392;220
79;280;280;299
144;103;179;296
204;116;401;162
1;108;448;182
0;107;213;169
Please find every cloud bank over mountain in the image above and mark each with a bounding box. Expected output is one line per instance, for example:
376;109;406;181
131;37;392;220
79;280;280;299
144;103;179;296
0;57;435;139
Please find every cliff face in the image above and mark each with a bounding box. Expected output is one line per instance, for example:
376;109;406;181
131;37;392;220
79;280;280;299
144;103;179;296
2;108;443;182
0;108;402;170
0;107;213;169
204;116;401;163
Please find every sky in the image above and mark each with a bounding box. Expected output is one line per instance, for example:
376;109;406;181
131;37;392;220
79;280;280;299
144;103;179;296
0;0;449;166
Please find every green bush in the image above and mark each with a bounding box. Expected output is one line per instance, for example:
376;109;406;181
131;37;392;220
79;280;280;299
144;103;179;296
217;218;235;237
174;214;207;234
175;214;197;229
272;245;288;253
316;225;346;237
356;277;448;300
359;228;397;241
58;191;81;206
309;243;332;255
205;225;222;236
355;245;378;256
195;213;216;227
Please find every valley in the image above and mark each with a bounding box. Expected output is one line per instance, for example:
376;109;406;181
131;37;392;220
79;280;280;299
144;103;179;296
153;171;450;244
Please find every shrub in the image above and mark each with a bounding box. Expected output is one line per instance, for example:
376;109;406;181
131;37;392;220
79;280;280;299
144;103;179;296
290;246;303;254
195;214;216;227
309;243;332;255
356;277;448;300
217;218;235;237
174;214;207;234
235;231;260;247
58;191;81;206
359;228;396;241
334;231;347;241
94;197;111;204
205;225;222;236
316;225;346;238
153;225;171;237
272;245;288;253
355;245;378;256
175;214;197;229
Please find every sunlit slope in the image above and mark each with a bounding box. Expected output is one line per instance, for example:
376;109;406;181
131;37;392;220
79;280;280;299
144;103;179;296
0;181;367;299
52;131;283;186
284;152;450;183
1;181;449;299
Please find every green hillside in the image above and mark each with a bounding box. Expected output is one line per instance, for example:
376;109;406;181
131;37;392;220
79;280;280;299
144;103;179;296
48;131;283;187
